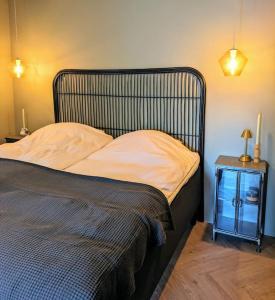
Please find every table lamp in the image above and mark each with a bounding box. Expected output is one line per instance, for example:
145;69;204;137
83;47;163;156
239;129;252;162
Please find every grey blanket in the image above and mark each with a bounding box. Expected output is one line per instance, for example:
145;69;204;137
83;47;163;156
0;159;173;300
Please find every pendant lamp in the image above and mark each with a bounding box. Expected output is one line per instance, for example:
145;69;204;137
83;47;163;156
219;0;247;76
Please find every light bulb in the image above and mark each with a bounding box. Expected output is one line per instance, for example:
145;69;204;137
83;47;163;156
219;48;247;76
13;59;24;78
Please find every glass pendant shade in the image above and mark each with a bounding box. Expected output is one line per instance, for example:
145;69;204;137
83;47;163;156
219;48;247;76
13;58;24;78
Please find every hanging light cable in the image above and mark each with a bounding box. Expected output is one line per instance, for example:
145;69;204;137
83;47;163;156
219;0;247;76
13;0;24;79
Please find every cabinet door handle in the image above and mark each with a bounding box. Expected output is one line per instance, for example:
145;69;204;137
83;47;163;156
232;198;236;207
239;198;243;207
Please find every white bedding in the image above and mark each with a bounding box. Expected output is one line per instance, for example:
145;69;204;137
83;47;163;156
0;125;199;204
66;130;200;204
0;123;113;169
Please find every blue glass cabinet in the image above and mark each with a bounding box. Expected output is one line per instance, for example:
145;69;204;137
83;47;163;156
213;156;268;252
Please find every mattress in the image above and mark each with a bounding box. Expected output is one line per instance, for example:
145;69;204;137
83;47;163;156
131;167;202;300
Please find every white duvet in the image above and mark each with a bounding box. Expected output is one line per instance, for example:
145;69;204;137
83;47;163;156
66;130;200;203
0;125;199;204
0;123;113;169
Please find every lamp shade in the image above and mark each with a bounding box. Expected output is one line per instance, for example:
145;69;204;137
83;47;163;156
241;129;252;139
219;48;247;76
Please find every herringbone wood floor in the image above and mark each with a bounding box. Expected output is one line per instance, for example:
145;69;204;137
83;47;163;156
160;222;275;300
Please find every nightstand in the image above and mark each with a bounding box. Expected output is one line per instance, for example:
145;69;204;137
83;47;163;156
213;155;268;252
5;136;24;143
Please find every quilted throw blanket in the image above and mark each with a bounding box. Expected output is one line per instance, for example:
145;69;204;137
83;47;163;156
0;159;173;300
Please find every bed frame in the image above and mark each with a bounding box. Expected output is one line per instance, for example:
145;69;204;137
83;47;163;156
53;67;206;299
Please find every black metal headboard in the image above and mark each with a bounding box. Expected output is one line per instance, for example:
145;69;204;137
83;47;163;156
53;67;206;158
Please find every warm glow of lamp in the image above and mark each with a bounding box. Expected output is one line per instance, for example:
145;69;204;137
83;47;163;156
13;58;24;78
219;48;247;76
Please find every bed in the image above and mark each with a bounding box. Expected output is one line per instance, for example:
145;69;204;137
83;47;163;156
0;67;206;299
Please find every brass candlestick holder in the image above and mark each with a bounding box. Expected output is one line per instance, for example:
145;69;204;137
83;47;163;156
239;129;252;162
254;144;261;163
20;127;30;136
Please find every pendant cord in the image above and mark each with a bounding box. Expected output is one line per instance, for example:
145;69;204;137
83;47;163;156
233;2;236;48
233;0;244;49
239;0;244;47
13;0;18;56
233;29;236;49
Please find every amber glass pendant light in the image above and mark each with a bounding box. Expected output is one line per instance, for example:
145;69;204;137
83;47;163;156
13;58;24;78
219;48;247;76
219;0;247;76
12;0;24;78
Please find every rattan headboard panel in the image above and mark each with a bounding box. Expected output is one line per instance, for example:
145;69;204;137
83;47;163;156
53;67;206;158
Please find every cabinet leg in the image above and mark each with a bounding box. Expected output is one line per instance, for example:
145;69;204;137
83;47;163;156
256;241;262;253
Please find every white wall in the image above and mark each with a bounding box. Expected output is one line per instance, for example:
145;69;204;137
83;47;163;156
0;0;14;138
9;0;275;235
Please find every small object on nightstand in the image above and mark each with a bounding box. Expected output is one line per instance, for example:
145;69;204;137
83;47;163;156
5;136;24;143
213;155;268;252
254;113;262;163
239;129;252;162
20;127;30;136
20;108;30;137
254;144;261;163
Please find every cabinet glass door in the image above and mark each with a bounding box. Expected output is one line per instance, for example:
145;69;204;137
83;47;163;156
237;172;261;237
216;169;238;233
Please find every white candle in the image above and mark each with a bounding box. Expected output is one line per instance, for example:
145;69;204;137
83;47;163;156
22;108;26;129
256;112;262;145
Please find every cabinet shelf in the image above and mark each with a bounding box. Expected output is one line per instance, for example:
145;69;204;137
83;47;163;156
243;199;259;206
216;215;235;232
238;220;258;238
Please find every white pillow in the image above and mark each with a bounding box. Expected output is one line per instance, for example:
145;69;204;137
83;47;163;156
66;130;200;202
0;123;113;169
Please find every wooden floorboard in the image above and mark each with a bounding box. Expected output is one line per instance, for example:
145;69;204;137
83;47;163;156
160;222;275;300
